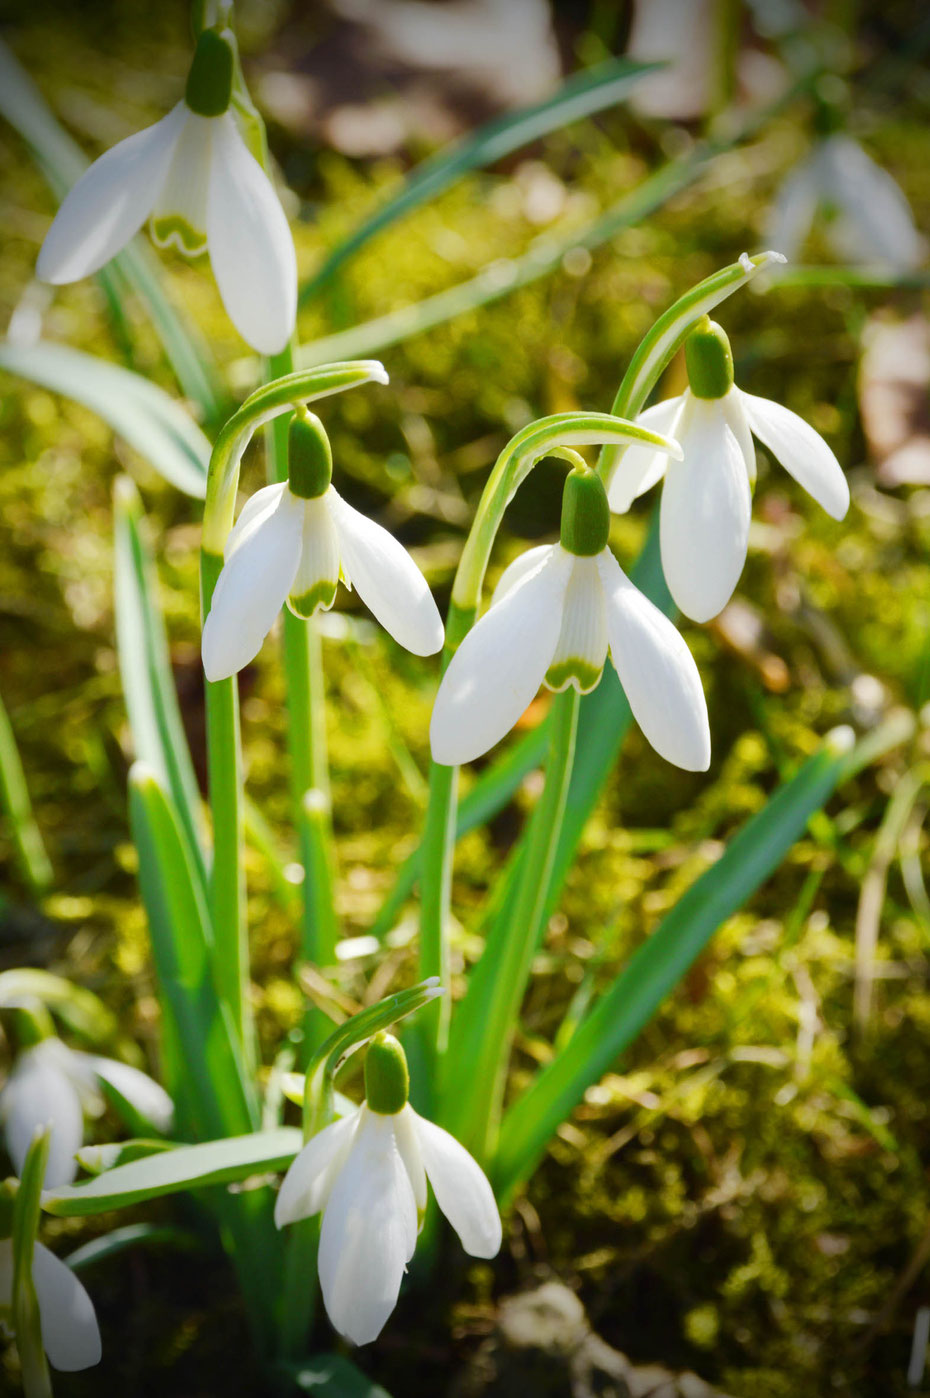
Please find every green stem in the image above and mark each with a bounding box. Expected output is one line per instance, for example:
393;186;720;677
417;750;458;1075
200;548;252;1065
444;688;580;1161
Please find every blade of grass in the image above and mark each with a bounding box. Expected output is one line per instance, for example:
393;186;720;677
493;713;914;1202
0;689;53;894
298;56;661;307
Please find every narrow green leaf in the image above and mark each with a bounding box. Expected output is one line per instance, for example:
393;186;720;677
12;1129;52;1398
281;1354;394;1397
65;1223;201;1272
298;56;661;306
0;39;225;420
0;688;53;894
43;1128;302;1216
128;764;258;1139
493;717;911;1202
113;477;207;886
0;341;209;498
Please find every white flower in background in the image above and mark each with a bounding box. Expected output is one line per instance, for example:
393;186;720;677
275;1033;501;1347
201;412;444;681
768;134;923;273
430;463;711;771
607;317;849;624
0;1036;174;1188
35;28;297;354
0;1237;101;1371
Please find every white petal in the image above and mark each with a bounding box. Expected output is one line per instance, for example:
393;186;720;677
490;544;553;607
1;1046;84;1188
429;546;572;766
546;555;608;693
37;103;187;284
598;551;710;772
287;494;341;618
739;389;849;520
80;1054;174;1134
392;1104;427;1214
32;1243;102;1371
659;398;752;623
225;482;288;560
274;1109;360;1227
411;1110;502;1259
201;488;304;681
317;1108;417;1346
150;111;213;254
206;114;297;355
607;396;683;514
327;489;444;655
721;387;756;485
822;135;923;272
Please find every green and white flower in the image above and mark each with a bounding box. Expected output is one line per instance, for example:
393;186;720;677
36;29;296;354
430;464;710;771
201;413;444;681
0;1237;101;1371
275;1034;500;1347
607;317;850;623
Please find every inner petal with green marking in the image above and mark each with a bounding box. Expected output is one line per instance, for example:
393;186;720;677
286;494;341;620
150;113;213;256
544;553;608;694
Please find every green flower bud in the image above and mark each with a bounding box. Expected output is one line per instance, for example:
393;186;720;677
364;1033;409;1116
560;466;610;557
288;413;333;499
185;29;235;118
684;316;734;400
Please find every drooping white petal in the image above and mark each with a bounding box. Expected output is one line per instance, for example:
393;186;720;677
659;397;752;623
1;1044;84;1188
721;386;757;485
318;1108;417;1346
490;544;553;607
275;1109;360;1227
32;1242;102;1371
738;389;850;520
327;489;444;655
607;396;684;514
206;114;297;355
822;134;923;272
224;482;289;560
410;1110;502;1259
79;1053;174;1134
201;487;304;681
597;550;710;772
430;546;572;766
392;1104;427;1214
37;103;187;284
545;555;608;693
150;111;213;254
287;494;341;619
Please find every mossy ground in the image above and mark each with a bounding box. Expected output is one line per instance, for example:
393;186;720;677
2;4;930;1396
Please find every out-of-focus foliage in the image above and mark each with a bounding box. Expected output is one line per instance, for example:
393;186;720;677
1;2;930;1396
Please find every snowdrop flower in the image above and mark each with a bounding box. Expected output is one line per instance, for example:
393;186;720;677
36;28;297;354
275;1033;501;1347
607;316;850;624
0;1237;101;1371
1;1036;174;1188
767;133;923;273
202;412;444;681
430;462;710;771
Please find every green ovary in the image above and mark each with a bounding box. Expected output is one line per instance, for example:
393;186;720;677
287;579;338;619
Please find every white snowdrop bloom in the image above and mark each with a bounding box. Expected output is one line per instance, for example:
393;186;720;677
767;133;923;273
35;28;297;354
275;1034;501;1347
201;413;444;681
430;464;710;771
0;1037;174;1189
607;317;850;624
0;1237;102;1371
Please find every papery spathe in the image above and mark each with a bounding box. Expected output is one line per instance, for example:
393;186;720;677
201;481;444;681
275;1102;501;1346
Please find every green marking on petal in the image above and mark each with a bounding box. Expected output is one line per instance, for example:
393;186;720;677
287;580;338;619
150;215;208;257
545;658;603;694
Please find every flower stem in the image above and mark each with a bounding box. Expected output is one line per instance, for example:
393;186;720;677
417;748;458;1077
443;687;580;1161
